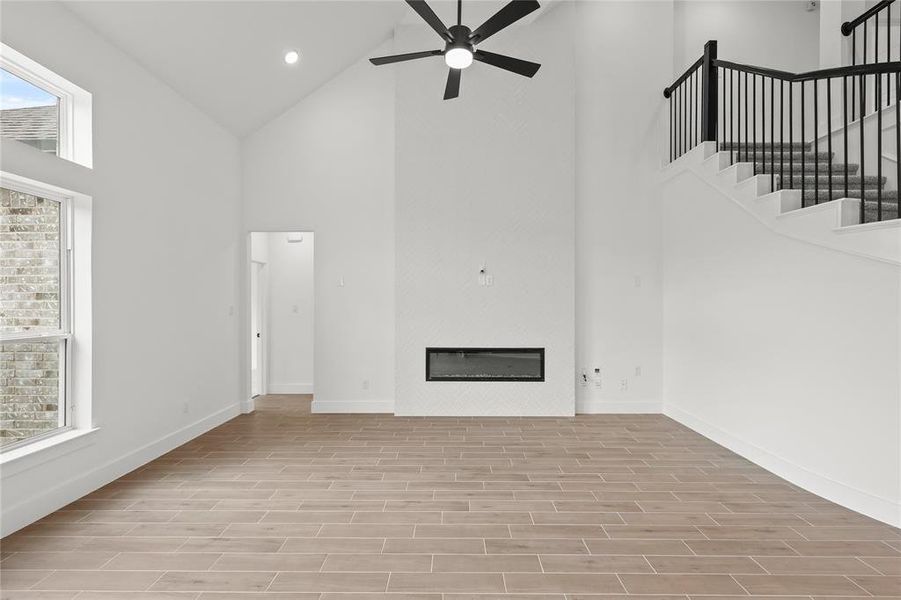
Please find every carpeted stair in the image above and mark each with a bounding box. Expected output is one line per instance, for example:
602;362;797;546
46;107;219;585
720;141;900;223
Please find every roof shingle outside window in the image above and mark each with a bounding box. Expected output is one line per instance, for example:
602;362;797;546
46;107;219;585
0;105;59;153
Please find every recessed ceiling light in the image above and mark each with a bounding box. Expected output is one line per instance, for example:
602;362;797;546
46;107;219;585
284;50;300;65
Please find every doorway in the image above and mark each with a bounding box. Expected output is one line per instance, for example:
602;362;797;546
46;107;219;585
248;231;315;405
250;261;265;397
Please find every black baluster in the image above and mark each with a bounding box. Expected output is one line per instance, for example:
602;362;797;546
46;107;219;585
681;83;685;156
771;77;775;191
863;23;868;117
844;75;849;199
790;82;794;190
781;79;785;191
896;72;900;220
721;67;725;146
690;71;694;149
877;71;883;220
827;77;833;202
736;71;741;162
852;30;857;120
730;69;734;161
876;12;880;114
760;75;766;181
745;71;749;162
815;79;819;204
888;3;892;107
802;81;806;206
674;86;678;158
677;85;681;158
753;74;757;171
864;18;868;65
860;73;866;221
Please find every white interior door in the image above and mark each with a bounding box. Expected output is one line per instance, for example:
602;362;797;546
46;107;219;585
250;262;264;397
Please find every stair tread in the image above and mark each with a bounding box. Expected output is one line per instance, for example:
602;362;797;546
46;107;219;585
721;142;811;151
756;165;860;175
777;175;884;184
742;152;834;160
800;189;900;201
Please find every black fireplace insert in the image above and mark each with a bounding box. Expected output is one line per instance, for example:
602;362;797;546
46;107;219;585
425;347;545;382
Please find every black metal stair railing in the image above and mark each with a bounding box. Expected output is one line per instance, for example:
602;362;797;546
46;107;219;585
663;40;901;224
842;0;897;117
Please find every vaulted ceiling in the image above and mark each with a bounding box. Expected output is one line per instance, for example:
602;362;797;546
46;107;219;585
63;1;554;137
63;1;409;136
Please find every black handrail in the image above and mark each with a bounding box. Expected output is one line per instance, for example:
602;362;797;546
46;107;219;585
663;56;703;98
713;59;901;83
842;0;893;35
664;40;901;224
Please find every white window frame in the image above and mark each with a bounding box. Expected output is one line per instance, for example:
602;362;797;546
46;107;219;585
0;176;76;452
1;43;93;168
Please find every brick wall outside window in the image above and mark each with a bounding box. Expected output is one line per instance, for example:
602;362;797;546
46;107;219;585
1;187;62;446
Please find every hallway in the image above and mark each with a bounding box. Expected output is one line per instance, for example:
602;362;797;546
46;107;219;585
1;395;899;597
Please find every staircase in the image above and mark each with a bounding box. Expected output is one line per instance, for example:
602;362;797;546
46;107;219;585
721;142;900;224
662;141;900;266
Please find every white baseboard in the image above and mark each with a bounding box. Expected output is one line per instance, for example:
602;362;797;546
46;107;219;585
0;403;242;537
311;400;394;414
576;399;663;414
665;404;901;528
241;397;256;414
268;383;313;394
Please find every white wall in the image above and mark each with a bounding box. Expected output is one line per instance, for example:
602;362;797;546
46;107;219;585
265;232;314;394
661;169;901;527
393;4;576;417
574;0;672;414
250;231;269;263
1;1;242;535
674;1;821;73
242;45;396;413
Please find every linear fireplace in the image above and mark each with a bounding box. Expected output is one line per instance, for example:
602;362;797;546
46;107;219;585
425;347;545;382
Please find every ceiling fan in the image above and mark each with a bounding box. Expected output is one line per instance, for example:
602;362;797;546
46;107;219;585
370;0;541;100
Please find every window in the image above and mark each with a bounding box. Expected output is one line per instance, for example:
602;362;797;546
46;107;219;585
0;69;59;154
0;183;71;450
0;43;92;168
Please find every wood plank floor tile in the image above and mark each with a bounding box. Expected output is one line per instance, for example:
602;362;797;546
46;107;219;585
2;394;898;597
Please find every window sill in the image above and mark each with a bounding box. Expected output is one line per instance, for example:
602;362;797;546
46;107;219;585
0;427;100;478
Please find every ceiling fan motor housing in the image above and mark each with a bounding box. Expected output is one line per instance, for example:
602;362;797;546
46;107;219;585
446;25;474;54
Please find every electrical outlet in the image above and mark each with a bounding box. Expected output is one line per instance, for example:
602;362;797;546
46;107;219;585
579;371;588;386
362;379;370;391
635;366;642;377
619;378;629;392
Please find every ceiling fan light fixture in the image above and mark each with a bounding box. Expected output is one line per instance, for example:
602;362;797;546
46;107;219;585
445;47;473;69
368;0;542;99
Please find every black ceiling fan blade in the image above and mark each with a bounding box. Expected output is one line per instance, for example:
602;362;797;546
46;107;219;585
469;0;540;44
473;50;541;77
406;0;453;42
370;50;443;65
444;68;462;100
